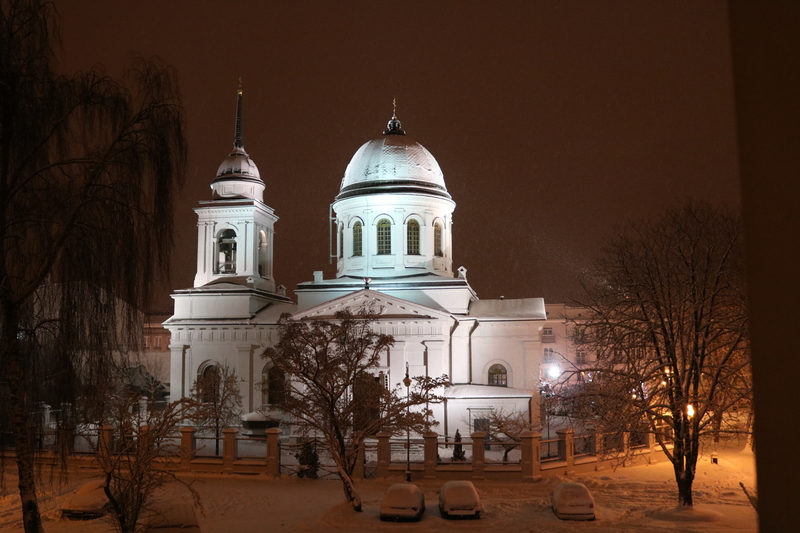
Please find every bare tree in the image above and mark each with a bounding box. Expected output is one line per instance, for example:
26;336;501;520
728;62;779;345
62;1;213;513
264;310;449;512
569;200;750;507
189;364;243;455
96;386;200;533
0;1;186;531
472;408;534;462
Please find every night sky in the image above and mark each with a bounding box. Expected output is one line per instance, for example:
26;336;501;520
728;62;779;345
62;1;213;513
57;1;740;310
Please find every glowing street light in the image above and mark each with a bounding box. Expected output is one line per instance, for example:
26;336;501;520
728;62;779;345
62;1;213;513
686;404;695;418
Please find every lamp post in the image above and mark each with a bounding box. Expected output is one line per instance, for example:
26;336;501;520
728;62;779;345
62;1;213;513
403;362;412;482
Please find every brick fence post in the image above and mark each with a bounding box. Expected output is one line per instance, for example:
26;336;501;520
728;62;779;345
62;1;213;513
376;432;390;478
622;431;630;456
266;428;281;477
222;428;238;472
557;428;574;473
180;426;196;471
520;430;542;481
471;431;486;480
424;432;438;479
647;432;657;463
98;425;114;464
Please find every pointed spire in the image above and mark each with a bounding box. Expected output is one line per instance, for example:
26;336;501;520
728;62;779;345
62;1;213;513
384;98;406;135
234;88;244;149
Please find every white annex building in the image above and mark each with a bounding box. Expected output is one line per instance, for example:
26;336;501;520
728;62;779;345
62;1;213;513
166;93;585;437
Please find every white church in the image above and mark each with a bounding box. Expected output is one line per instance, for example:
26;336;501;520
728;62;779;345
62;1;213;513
165;93;581;437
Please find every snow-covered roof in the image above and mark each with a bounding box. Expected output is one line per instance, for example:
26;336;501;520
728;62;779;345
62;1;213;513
445;384;533;399
468;298;546;320
337;116;450;200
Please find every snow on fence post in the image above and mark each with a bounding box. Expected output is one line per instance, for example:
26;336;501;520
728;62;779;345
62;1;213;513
353;440;365;480
266;427;281;476
622;431;630;456
471;431;486;480
647;431;657;463
222;428;238;472
180;426;196;470
376;432;390;478
556;428;575;472
520;430;542;481
424;432;438;479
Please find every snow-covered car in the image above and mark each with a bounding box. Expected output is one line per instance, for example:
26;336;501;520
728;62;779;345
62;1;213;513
145;502;201;531
61;478;108;519
438;480;484;519
379;483;426;521
550;481;595;520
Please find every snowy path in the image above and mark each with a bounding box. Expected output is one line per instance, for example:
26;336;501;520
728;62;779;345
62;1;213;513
0;447;757;532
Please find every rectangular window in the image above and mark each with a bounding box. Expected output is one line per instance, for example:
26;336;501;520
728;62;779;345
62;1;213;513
544;348;554;362
407;221;420;255
576;349;586;365
377;220;392;255
154;336;162;349
352;223;362;256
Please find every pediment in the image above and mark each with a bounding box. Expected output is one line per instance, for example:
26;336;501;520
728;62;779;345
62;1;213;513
293;289;452;322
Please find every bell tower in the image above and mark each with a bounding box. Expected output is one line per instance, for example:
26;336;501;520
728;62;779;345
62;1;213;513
192;90;278;292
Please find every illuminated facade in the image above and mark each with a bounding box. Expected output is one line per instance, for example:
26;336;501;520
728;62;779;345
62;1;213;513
166;96;584;436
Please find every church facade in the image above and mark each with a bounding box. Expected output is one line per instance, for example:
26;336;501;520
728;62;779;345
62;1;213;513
165;93;578;437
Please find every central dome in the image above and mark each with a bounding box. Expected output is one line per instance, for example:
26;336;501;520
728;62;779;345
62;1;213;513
337;118;450;200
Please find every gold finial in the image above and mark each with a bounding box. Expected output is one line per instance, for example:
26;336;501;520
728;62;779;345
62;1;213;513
392;98;397;119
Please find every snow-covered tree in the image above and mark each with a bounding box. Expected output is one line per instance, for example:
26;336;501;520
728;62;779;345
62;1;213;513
190;364;243;455
569;200;750;507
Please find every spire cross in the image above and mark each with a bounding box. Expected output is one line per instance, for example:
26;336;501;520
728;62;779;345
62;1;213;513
392;98;397;119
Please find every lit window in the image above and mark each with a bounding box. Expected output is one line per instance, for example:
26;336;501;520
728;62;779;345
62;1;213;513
352;222;362;256
407;219;420;255
377;218;391;255
488;364;508;387
434;223;443;257
216;229;237;274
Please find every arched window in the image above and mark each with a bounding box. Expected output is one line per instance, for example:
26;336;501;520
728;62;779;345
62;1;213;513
198;364;220;403
434;222;443;257
258;230;268;277
352;221;363;256
216;229;237;274
407;219;420;255
377;218;392;255
488;364;508;387
262;365;285;406
338;225;344;259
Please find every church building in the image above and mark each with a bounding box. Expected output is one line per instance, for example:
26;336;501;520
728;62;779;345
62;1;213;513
165;93;557;437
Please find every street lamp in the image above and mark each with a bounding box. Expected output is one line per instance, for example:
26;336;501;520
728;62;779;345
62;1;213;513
403;362;412;482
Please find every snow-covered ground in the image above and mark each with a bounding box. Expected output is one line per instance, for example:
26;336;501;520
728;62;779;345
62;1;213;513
0;443;757;532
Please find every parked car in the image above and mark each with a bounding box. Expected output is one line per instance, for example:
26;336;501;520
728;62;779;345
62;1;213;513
61;478;108;519
550;481;595;520
379;483;426;521
438;480;484;519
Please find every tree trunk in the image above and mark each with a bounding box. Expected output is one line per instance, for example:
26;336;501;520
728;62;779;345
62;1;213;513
335;462;362;512
673;455;696;507
3;309;44;533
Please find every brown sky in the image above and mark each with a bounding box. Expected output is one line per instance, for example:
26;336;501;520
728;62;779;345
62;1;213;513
57;1;740;310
